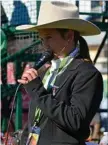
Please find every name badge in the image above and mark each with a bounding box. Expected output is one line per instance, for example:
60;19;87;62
26;126;41;145
52;85;59;96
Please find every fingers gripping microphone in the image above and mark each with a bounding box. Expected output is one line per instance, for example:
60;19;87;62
34;50;54;70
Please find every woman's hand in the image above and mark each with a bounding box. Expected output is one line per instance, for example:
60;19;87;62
17;68;38;84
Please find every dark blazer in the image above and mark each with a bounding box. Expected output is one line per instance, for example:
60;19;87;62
21;58;103;145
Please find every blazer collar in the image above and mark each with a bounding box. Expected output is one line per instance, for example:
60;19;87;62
52;58;83;96
65;58;83;71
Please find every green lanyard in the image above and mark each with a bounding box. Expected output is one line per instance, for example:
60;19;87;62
34;108;41;125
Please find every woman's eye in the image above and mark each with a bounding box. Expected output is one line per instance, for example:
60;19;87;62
41;36;52;41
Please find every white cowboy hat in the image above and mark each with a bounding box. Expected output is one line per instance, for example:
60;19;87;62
16;1;101;36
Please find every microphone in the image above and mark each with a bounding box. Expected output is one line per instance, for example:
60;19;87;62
34;50;54;70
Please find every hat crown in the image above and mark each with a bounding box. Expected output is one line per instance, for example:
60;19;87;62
38;1;79;25
16;1;100;36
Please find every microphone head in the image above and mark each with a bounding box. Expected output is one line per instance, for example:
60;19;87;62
43;49;54;60
34;49;54;70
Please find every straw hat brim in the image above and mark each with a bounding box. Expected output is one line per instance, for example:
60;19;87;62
16;18;101;36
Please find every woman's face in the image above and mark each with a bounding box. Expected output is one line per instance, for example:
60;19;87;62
38;28;73;56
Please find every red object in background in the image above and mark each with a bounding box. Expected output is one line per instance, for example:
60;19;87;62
7;63;16;84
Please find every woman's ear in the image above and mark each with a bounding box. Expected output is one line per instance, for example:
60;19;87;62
65;30;74;42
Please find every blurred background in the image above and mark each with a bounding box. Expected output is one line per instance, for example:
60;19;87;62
0;0;108;144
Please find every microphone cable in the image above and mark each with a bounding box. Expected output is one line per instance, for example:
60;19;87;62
5;83;22;145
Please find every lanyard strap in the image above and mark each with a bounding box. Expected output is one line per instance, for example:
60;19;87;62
34;108;41;125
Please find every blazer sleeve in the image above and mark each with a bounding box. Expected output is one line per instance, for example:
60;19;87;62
24;65;103;135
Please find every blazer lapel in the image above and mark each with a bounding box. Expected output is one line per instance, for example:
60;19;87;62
53;58;83;95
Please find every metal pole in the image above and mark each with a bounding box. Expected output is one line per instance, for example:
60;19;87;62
15;61;22;130
93;32;107;64
36;0;41;23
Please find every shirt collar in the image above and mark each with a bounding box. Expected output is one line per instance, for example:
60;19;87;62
50;47;79;71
